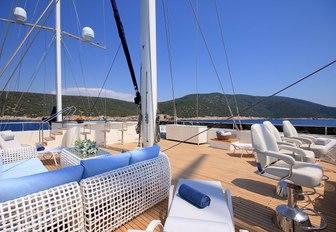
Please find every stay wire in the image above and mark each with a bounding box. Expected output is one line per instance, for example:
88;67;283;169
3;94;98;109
0;0;17;60
163;58;336;152
187;0;235;119
88;43;122;114
12;36;55;115
0;0;57;97
214;0;242;129
195;0;199;122
61;40;86;107
161;0;177;123
0;0;57;79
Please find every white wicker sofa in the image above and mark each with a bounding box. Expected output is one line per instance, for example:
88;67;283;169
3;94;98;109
0;145;171;232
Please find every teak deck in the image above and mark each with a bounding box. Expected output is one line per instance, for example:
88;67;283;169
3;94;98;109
42;139;336;232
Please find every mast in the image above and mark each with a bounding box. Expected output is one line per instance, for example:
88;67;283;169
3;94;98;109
140;0;157;147
55;0;62;121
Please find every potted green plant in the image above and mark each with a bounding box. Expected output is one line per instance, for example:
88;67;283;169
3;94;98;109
74;139;98;157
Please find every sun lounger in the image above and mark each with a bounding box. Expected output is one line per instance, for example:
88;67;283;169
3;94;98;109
231;142;254;158
129;179;235;232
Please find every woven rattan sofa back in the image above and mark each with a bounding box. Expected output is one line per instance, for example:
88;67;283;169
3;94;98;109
80;153;171;232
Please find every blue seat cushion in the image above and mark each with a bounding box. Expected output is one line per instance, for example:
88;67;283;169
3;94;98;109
129;145;160;164
0;165;84;203
2;158;48;179
80;152;131;178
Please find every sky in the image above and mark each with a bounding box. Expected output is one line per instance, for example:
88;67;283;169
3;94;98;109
0;0;336;108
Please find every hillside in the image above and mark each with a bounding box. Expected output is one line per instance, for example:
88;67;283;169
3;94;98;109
0;91;138;118
1;91;336;118
158;93;336;118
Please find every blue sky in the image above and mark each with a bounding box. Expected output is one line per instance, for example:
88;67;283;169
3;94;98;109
1;0;336;108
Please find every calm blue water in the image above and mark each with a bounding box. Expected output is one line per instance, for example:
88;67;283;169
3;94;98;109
181;119;336;127
0;120;49;131
1;119;336;132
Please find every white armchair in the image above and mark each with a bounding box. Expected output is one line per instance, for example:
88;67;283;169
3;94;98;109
251;124;326;231
263;121;315;163
283;120;336;161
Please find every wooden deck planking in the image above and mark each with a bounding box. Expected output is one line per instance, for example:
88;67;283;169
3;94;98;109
41;139;336;232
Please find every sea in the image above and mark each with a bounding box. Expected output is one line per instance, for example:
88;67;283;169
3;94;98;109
1;119;336;132
183;119;336;127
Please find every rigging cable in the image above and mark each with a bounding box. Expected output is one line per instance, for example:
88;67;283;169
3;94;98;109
161;0;177;123
187;0;236;121
0;0;17;60
214;0;242;130
102;0;108;116
70;0;98;116
0;0;58;98
0;0;57;79
0;0;19;121
110;0;141;105
163;58;336;152
61;40;87;108
88;43;122;113
8;36;56;118
195;0;199;122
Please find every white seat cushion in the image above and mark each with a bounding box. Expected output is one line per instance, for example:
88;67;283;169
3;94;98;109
265;161;323;188
165;216;232;232
166;179;234;232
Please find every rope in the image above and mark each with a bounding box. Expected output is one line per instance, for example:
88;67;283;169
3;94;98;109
214;0;242;129
163;58;336;152
161;0;177;123
110;0;140;104
187;0;235;119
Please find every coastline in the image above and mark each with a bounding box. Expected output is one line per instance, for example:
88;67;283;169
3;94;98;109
1;115;335;121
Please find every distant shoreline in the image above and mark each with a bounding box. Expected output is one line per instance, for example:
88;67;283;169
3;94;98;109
1;115;335;121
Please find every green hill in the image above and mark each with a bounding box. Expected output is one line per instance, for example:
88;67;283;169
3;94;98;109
158;93;336;118
1;91;336;118
0;91;138;117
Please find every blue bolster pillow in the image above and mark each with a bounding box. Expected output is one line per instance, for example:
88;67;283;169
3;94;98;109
178;184;211;209
36;144;45;151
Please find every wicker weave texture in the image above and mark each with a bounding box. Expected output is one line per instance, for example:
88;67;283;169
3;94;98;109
0;182;84;232
80;153;171;232
0;146;37;164
61;148;111;167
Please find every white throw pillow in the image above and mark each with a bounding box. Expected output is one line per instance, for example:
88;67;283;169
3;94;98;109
315;138;330;146
0;131;15;141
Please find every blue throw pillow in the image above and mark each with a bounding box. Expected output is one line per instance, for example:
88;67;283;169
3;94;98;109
129;145;160;164
0;165;84;203
80;152;131;178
